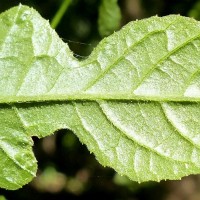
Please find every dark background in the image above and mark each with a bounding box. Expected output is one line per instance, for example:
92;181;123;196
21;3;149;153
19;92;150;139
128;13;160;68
1;0;200;199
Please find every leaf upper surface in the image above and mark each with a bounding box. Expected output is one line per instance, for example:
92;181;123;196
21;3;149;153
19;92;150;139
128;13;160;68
1;5;200;189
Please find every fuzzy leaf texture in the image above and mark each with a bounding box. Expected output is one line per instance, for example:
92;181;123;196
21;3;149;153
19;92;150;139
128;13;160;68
1;5;200;190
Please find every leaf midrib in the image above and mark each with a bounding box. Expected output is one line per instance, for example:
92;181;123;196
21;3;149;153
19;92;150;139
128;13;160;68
1;93;200;104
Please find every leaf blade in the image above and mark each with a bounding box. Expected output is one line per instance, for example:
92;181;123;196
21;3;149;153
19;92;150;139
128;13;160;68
1;5;200;190
1;10;200;102
0;105;37;189
14;101;200;182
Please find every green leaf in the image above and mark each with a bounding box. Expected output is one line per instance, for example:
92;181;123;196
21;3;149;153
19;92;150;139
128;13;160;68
98;0;121;37
0;195;6;200
1;5;200;189
188;1;200;20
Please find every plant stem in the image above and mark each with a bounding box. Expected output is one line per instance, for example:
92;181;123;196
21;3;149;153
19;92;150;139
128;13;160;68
51;0;72;29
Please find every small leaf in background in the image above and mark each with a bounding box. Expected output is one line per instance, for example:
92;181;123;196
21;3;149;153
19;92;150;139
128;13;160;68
0;196;6;200
188;1;200;20
98;0;121;37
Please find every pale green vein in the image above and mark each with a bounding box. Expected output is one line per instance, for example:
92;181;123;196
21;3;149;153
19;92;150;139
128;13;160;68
0;140;34;176
72;102;103;154
97;101;190;164
160;102;200;150
0;5;21;52
132;32;200;92
82;30;167;92
182;68;200;94
82;18;179;92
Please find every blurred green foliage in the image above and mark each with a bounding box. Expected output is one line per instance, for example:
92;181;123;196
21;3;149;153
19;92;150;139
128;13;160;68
1;0;200;199
0;196;6;200
188;1;200;19
98;0;121;37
